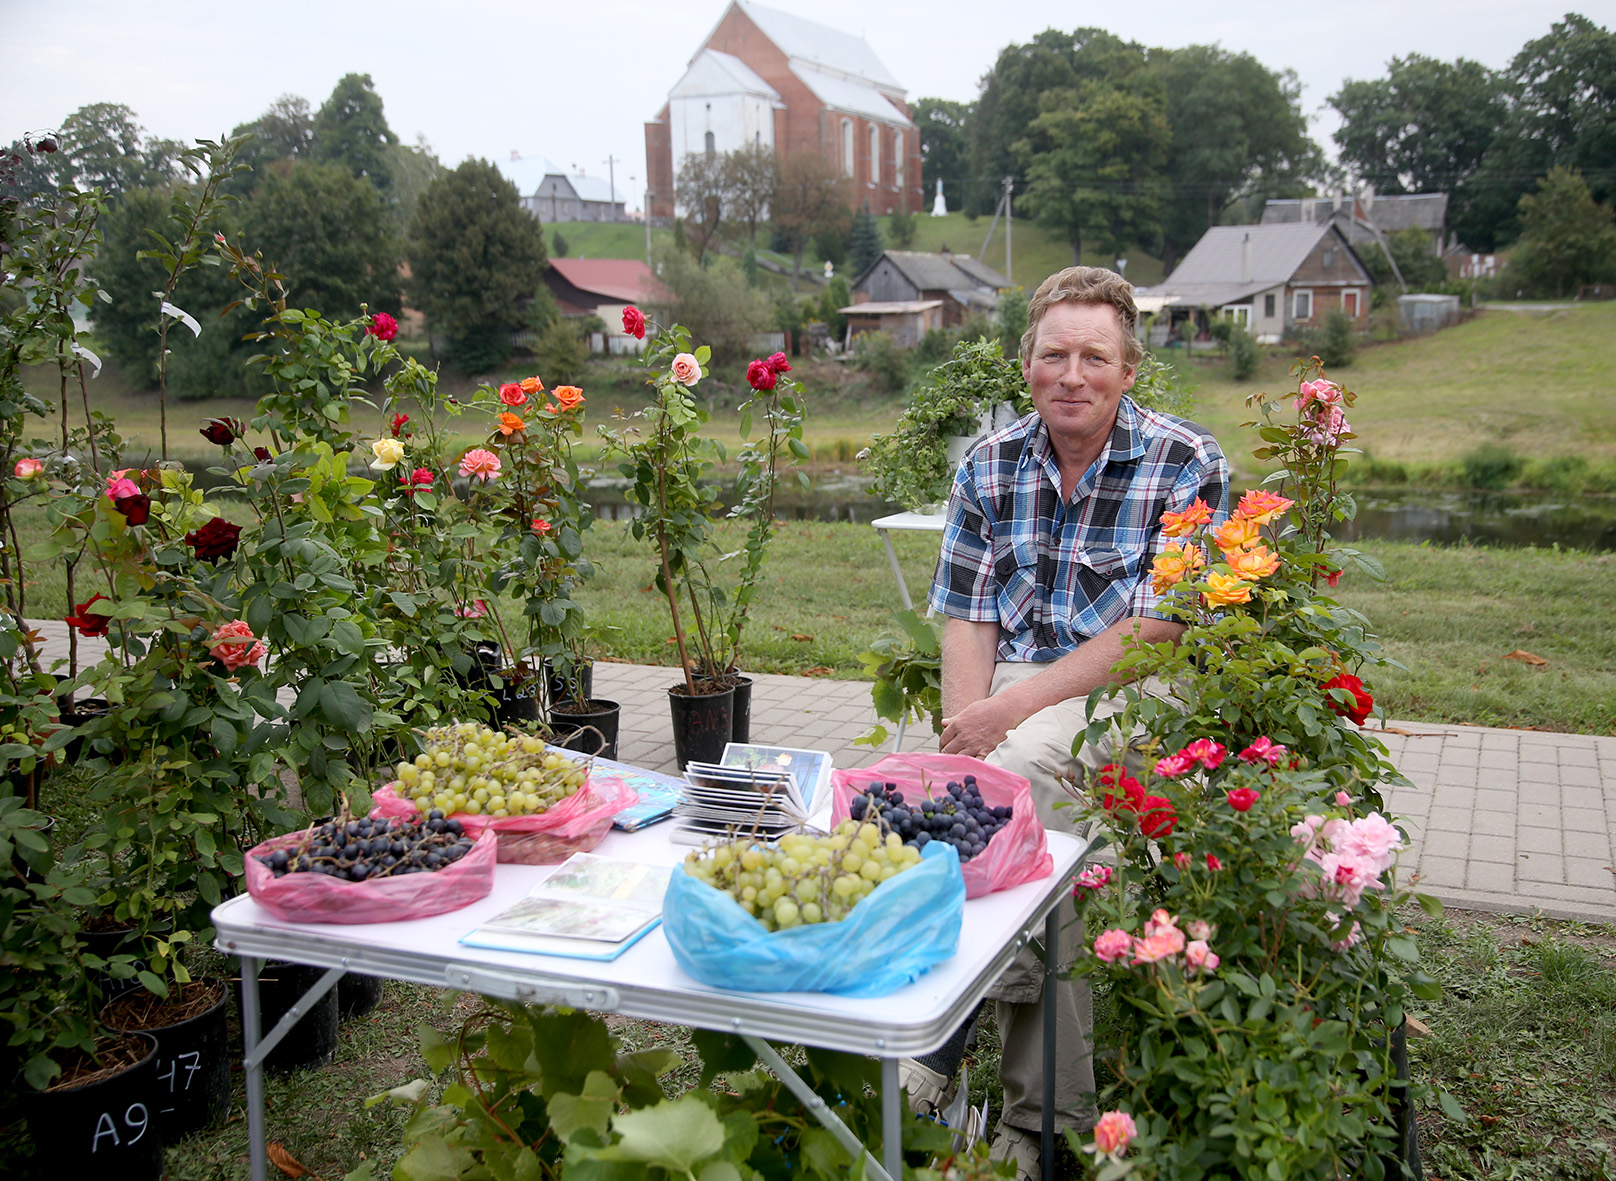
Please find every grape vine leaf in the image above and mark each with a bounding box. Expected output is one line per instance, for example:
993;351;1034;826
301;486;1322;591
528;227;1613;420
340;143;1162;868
586;1096;726;1172
548;1070;619;1143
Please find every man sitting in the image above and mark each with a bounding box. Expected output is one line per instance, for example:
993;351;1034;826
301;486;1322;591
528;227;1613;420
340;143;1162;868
908;266;1229;1179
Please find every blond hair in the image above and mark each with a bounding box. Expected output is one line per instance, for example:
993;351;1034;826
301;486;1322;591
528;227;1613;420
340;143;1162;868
1019;266;1143;368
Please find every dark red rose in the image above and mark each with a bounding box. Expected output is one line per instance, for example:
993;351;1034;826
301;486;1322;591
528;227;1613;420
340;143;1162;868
746;358;776;391
113;492;151;526
766;351;790;374
1322;673;1374;726
1137;795;1178;838
622;305;646;339
184;516;242;562
367;311;399;342
199;417;244;446
252;446;272;462
65;594;112;637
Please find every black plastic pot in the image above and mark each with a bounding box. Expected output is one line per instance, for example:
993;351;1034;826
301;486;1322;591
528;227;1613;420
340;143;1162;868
338;972;385;1020
58;696;112;764
22;1031;163;1180
668;683;734;770
730;675;753;744
102;979;231;1139
244;960;340;1073
543;659;594;711
458;642;540;727
1380;1018;1423;1180
80;922;151;1001
550;698;621;760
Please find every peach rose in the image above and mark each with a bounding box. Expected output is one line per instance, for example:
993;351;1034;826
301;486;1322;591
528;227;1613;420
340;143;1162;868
1213;515;1261;554
1159;497;1212;538
1234;488;1294;525
1203;570;1254;607
1149;540;1206;594
1226;545;1281;581
552;385;584;411
670;353;702;387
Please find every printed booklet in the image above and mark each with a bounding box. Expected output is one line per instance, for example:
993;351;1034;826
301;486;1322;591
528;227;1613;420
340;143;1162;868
670;760;813;845
460;853;673;961
720;743;834;813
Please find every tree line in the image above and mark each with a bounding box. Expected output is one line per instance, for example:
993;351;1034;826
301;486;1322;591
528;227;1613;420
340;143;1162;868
913;14;1615;278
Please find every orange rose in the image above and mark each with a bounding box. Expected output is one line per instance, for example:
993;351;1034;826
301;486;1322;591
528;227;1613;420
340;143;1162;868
552;385;584;412
1159;498;1213;538
1149;541;1206;594
497;412;525;435
1213;515;1261;554
1202;570;1254;607
519;376;544;395
1226;545;1281;581
1234;489;1294;526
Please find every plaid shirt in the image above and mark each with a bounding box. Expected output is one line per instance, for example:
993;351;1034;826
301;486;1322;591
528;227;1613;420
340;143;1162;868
928;398;1228;662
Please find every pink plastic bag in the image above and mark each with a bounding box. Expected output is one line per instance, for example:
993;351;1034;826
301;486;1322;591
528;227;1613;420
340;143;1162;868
370;772;637;865
243;827;497;924
831;754;1052;899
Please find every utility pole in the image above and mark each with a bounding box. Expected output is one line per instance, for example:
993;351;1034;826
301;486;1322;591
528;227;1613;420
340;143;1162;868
643;182;653;266
1003;175;1013;283
603;155;620;222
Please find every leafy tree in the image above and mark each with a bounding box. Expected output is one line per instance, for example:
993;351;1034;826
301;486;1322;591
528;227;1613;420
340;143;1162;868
772;151;851;285
312;73;398;191
1360;227;1449;290
226;93;316;195
57;103;176;197
848;203;883;276
408;158;549;372
654;248;769;362
675;151;726;262
1155;46;1322;271
247;160;402;315
995;287;1028;353
722;142;778;246
532;318;587;384
551;228;569;257
1015;80;1169;265
887;203;917;248
913;98;970;211
1501;167;1616;297
1501;14;1616;200
386;134;443;231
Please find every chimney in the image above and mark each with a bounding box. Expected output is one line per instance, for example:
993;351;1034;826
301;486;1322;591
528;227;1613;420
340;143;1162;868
510;150;520;161
1241;233;1252;284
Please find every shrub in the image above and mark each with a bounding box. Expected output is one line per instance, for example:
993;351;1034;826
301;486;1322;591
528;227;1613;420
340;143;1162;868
1462;443;1524;490
1318;309;1357;367
916;327;954;362
1522;453;1589;494
887;204;917;248
1230;324;1261;380
995;287;1028;353
850;330;909;394
532;318;587;385
1129;353;1195;418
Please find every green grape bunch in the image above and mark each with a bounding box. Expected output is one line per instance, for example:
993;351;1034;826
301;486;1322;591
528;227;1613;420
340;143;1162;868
392;722;589;818
682;821;923;932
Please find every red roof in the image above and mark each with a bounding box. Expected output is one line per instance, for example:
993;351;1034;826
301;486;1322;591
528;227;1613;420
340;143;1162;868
548;258;672;305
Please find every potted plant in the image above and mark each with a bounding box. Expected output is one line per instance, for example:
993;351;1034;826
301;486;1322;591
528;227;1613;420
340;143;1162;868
599;314;732;767
862;336;1029;512
853;608;943;750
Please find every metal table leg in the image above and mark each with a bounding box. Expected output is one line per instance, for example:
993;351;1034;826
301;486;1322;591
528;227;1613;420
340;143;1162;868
238;960;345;1181
877;528;913;612
742;1035;896;1181
1041;907;1060;1177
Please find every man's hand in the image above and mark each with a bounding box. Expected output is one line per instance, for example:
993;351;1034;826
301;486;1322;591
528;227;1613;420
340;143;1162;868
940;694;1023;759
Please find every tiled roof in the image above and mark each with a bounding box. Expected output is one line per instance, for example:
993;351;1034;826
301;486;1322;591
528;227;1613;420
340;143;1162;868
548;259;673;305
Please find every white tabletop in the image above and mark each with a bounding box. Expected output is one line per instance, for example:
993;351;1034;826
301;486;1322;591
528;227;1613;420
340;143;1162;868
871;511;948;533
214;826;1090;1058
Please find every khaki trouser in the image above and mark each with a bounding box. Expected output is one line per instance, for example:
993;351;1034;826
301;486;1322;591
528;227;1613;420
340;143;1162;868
981;663;1161;1135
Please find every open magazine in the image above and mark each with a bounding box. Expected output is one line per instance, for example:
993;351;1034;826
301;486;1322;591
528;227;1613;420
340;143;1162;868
460;853;673;961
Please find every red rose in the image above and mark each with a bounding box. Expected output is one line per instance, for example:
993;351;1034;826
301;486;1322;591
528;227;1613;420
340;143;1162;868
367;311;399;342
746;358;776;391
1225;787;1261;812
390;412;411;438
1206;854;1223;871
622;306;646;339
1094;763;1144;812
253;446;272;462
113;492;151;526
1322;673;1373;726
399;467;434;496
65;594;112;637
1137;795;1177;838
767;351;790;374
199;417;244;446
184;516;242;562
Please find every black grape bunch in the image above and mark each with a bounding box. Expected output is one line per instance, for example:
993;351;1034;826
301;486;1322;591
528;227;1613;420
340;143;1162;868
258;810;475;882
848;774;1012;863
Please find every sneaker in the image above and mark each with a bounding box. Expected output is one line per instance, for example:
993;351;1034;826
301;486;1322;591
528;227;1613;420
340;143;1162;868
898;1058;958;1118
990;1123;1041;1181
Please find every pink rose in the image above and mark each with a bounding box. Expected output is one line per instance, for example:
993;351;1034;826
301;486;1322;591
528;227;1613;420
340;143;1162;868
210;620;267;671
458;448;502;482
13;458;43;479
1237;736;1287;767
1183;738;1227;770
1303;405;1351;446
1341;813;1403;871
1184;939;1220;975
1330;919;1364;952
1335;791;1353;806
1318;850;1381;906
1133;928;1186;964
456;599;488;619
499;382;528;407
1186;919;1213;941
1296;378;1343;410
746;358;777;391
1073;864;1112;892
1092;1111;1137;1157
622;305;646;339
670;352;702;386
367;311;398;342
1225;787;1260;812
1093;929;1133;963
105;477;140;500
1153;751;1196;778
1205;853;1222;871
1172;852;1190;870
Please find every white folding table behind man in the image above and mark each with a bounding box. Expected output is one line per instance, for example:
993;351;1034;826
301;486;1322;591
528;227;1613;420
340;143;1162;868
903;266;1230;1180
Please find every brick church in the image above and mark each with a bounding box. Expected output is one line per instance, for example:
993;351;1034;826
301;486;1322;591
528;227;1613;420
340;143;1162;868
644;1;922;221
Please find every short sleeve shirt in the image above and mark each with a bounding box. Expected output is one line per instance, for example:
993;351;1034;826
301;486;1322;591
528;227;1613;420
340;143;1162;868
927;398;1228;663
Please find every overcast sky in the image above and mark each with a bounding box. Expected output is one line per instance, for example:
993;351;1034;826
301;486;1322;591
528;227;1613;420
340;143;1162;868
4;0;1591;211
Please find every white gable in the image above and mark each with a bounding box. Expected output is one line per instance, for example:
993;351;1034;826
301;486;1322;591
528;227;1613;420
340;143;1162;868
671;48;782;101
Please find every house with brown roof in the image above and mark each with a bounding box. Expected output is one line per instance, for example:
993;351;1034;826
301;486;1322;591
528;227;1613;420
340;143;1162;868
542;259;673;353
850;250;1010;330
645;1;921;221
1136;222;1372;345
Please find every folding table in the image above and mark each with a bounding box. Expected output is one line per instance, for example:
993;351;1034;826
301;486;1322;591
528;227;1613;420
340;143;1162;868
214;823;1091;1181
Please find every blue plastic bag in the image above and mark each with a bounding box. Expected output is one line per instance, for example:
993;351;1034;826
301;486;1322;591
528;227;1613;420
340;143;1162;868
663;841;965;997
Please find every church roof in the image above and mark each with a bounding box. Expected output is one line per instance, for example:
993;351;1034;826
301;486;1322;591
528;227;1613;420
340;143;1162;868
733;1;902;93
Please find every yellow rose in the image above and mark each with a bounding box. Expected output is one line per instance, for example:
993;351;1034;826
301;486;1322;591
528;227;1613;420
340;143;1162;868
1150;541;1206;594
1202;570;1254;607
1226;545;1281;581
370;437;405;470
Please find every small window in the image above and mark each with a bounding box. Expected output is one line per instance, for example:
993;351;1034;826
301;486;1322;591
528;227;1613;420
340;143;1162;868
1225;306;1251;326
841;119;854;177
869;125;880;186
1323;247;1336;268
1294;290;1313;320
894;131;904;188
704;130;715;157
1264;293;1276;318
1342;291;1359;318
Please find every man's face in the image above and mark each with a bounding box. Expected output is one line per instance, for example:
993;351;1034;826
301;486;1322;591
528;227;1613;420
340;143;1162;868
1021;301;1138;458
